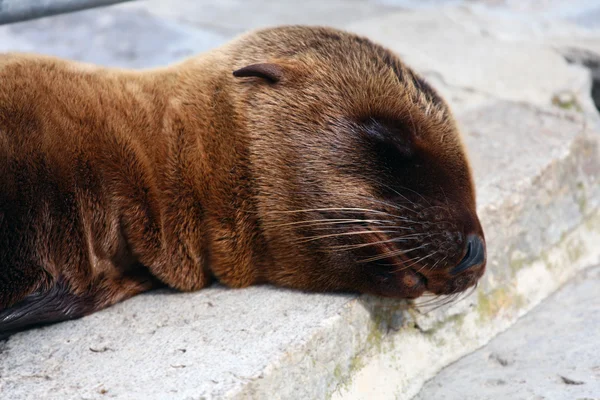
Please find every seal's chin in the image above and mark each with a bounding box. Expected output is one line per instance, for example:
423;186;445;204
366;263;427;299
362;236;428;299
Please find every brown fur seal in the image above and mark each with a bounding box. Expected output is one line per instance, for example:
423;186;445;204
0;26;485;335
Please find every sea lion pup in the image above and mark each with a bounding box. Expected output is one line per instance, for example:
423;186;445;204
0;26;486;334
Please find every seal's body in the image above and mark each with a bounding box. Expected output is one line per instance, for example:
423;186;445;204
0;26;486;334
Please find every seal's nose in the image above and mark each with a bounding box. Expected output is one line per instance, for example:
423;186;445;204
451;234;486;275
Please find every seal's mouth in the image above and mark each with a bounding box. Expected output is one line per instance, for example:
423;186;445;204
363;231;485;299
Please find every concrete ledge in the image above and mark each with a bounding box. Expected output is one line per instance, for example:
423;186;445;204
2;6;600;400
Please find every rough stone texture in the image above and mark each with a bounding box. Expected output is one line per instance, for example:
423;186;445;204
1;2;600;400
415;265;600;400
0;287;353;399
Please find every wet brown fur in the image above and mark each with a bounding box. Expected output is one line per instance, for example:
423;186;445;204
0;26;485;331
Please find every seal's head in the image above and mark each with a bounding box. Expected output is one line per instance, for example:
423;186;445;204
215;26;485;299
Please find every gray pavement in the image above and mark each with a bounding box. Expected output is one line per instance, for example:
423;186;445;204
415;265;600;400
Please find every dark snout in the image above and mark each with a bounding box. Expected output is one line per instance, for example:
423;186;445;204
451;234;486;275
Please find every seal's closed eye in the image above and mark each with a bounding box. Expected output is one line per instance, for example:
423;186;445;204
359;117;415;163
233;63;285;83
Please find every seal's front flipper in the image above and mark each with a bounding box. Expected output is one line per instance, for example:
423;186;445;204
0;272;158;339
0;280;96;339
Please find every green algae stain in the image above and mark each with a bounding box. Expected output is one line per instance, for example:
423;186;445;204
328;353;368;399
349;354;366;374
509;254;529;275
575;182;588;214
566;237;586;264
333;364;343;381
477;287;510;322
551;93;583;112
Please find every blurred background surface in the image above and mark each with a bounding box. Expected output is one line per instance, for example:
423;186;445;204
1;0;600;69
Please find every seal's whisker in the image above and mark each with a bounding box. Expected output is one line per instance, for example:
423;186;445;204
325;233;431;251
429;255;448;272
270;187;416;208
386;254;422;269
456;283;478;303
358;244;428;263
265;207;401;219
429;294;461;311
443;292;465;309
420;282;479;311
261;189;423;221
354;194;417;215
309;225;415;232
263;218;393;229
417;254;440;272
408;252;439;271
395;184;433;207
269;188;418;212
388;251;438;273
417;293;461;312
414;294;443;307
294;230;401;244
415;287;460;307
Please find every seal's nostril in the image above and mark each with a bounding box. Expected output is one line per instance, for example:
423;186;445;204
451;234;485;275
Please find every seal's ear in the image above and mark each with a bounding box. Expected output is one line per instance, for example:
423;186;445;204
232;63;285;83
